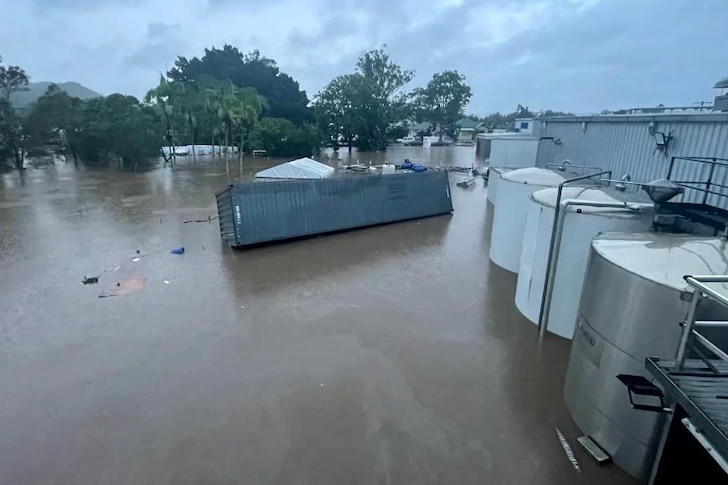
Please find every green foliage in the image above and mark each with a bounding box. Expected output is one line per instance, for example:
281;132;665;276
413;70;472;139
0;56;29;169
313;47;413;152
475;105;573;131
167;46;309;124
0;98;24;170
312;73;369;150
250;117;322;157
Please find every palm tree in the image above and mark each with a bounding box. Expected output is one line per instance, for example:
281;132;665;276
173;81;198;164
145;75;178;166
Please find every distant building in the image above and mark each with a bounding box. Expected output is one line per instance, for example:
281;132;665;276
407;121;432;138
455;118;482;142
513;118;534;135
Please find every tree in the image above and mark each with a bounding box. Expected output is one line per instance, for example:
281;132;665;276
0;56;29;102
312;74;368;152
23;84;85;167
167;45;310;124
413;70;472;141
249;118;322;157
145;75;185;164
0;56;29;170
0;99;24;170
353;47;414;151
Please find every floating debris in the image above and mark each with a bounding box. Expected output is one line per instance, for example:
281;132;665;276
131;257;141;262
555;427;581;472
164;280;170;285
182;215;218;224
99;277;147;298
457;177;476;188
82;275;99;285
170;247;185;255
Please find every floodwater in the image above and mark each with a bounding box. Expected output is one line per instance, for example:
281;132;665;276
0;147;636;484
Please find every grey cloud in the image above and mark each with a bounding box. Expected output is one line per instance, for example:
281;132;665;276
146;22;182;40
31;0;147;12
123;22;186;70
8;0;728;114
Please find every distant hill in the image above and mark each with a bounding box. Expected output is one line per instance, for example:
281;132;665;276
10;82;102;107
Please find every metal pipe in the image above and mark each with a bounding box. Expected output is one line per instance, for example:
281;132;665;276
676;291;701;370
545;161;604;172
684;276;728;308
692;330;728;361
685;275;728;283
534;170;612;334
598;178;644;187
537;198;650;337
694;320;728;327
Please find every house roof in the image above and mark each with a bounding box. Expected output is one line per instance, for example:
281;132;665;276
456;118;480;129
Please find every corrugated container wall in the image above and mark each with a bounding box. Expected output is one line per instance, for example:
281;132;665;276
534;114;728;207
216;171;453;247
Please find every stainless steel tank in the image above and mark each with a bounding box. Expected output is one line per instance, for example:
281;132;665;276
564;233;728;481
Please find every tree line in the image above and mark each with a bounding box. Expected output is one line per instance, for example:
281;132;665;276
464;104;574;131
312;50;473;151
0;48;324;171
0;45;570;172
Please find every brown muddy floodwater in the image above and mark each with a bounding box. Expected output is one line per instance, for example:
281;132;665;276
0;147;636;484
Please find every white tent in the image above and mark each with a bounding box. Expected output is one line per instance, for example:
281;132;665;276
255;158;334;179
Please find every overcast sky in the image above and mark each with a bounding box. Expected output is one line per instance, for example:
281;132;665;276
1;0;726;114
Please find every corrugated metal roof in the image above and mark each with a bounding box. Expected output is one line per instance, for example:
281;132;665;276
255;157;334;179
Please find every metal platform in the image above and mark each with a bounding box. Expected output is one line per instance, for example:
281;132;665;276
647;357;728;462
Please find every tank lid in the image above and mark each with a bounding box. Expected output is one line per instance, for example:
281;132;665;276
592;233;728;293
501;167;580;186
530;187;653;215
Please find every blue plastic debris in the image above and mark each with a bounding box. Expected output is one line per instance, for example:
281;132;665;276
170;247;185;254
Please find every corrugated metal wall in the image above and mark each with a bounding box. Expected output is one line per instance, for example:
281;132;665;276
217;171;453;247
535;114;728;206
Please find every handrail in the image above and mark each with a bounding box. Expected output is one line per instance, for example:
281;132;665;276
676;275;728;370
537;198;649;337
536;170;612;335
685;276;728;308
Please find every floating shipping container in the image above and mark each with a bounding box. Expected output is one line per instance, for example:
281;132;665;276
216;171;453;247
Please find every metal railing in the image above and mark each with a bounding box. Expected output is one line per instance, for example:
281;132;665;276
536;169;612;335
667;157;728;205
675;275;728;371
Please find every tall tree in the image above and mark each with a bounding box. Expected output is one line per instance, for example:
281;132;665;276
413;70;472;141
0;55;29;102
353;47;413;150
145;75;182;164
23;85;84;167
312;74;368;152
0;56;29;170
167;45;309;124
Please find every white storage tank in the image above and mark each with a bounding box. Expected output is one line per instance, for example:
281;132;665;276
515;186;654;338
486;166;515;205
564;232;728;481
489;168;581;272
